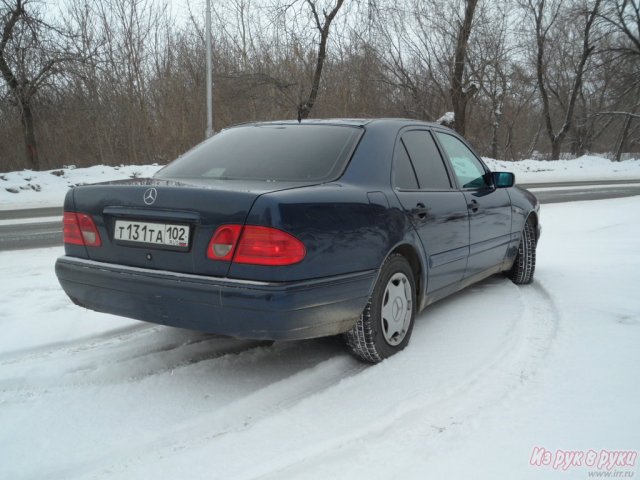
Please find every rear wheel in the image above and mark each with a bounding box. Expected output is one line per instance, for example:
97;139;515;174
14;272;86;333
508;219;537;285
345;254;416;363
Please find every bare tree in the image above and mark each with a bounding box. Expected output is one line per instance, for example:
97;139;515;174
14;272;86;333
597;0;640;160
599;0;640;59
297;0;346;120
0;0;70;169
526;0;602;159
472;0;514;158
366;2;443;120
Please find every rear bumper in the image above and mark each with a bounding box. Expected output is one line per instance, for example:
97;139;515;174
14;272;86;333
55;256;376;340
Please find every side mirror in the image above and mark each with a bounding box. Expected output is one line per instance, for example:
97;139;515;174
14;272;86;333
492;171;515;188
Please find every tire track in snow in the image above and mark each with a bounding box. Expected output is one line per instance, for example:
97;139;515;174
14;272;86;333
2;337;368;480
77;357;369;480
0;330;271;401
238;279;561;480
0;323;153;365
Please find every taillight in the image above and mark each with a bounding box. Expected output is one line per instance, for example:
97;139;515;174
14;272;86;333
207;225;306;266
235;226;306;266
63;212;102;247
207;225;242;261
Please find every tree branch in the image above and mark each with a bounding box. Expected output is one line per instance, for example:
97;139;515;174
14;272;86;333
0;0;24;93
591;111;640;119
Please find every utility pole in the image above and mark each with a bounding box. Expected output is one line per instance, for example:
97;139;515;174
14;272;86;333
205;0;214;138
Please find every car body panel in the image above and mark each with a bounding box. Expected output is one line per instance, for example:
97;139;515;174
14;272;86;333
55;256;375;340
394;189;469;294
462;187;513;278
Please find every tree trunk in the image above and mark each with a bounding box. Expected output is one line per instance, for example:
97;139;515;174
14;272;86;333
297;27;329;120
297;0;346;121
615;115;634;161
20;100;39;170
504;124;514;161
526;122;543;158
490;107;502;159
450;0;478;136
490;126;499;159
551;138;561;161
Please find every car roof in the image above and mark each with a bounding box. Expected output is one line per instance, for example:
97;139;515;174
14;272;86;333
228;118;445;129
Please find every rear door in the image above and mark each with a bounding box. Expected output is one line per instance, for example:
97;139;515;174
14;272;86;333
434;131;512;279
392;129;469;294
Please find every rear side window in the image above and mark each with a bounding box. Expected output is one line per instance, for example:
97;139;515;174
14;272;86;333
401;130;452;190
393;142;419;189
155;124;362;182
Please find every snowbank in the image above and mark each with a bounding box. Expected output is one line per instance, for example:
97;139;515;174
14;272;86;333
484;155;640;183
0;164;163;210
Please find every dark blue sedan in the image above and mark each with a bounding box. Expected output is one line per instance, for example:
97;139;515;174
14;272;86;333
55;119;540;363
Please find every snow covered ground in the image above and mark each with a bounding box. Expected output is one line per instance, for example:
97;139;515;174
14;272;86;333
0;164;162;210
0;196;638;479
1;155;639;210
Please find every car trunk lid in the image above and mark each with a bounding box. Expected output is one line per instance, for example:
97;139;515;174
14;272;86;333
68;177;309;277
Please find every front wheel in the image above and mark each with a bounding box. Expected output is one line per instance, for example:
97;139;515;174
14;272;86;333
344;254;416;363
508;219;537;285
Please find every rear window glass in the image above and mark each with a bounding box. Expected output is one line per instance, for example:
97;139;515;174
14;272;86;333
155;124;362;182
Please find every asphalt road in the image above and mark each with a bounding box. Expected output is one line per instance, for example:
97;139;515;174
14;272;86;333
0;180;639;251
528;181;640;203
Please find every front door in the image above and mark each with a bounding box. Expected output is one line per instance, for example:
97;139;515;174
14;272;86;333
434;132;512;279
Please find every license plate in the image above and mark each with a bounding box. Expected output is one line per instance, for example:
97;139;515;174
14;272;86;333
114;219;190;249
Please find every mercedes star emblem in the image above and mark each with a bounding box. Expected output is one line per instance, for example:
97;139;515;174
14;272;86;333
143;187;157;205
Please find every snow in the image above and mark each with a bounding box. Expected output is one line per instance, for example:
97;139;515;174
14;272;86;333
1;156;639;210
436;111;455;125
484;155;640;183
0;164;163;210
1;196;639;479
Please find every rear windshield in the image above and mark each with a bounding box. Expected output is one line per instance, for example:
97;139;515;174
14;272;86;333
155;124;362;182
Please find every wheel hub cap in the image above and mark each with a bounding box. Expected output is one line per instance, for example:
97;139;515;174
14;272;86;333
392;297;404;322
381;272;412;346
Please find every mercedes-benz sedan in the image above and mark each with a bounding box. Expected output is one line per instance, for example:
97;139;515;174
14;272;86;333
55;119;540;363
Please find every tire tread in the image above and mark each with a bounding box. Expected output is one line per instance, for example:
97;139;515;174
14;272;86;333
508;220;536;285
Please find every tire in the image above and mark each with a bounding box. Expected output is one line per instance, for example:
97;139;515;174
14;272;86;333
508;219;537;285
344;254;416;363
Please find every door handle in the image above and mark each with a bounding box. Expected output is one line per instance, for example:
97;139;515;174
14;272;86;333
468;199;479;213
411;203;428;219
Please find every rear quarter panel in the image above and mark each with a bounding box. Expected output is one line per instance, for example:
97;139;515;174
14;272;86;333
231;183;414;282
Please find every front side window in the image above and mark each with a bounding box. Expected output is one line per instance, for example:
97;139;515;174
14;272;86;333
435;132;489;189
